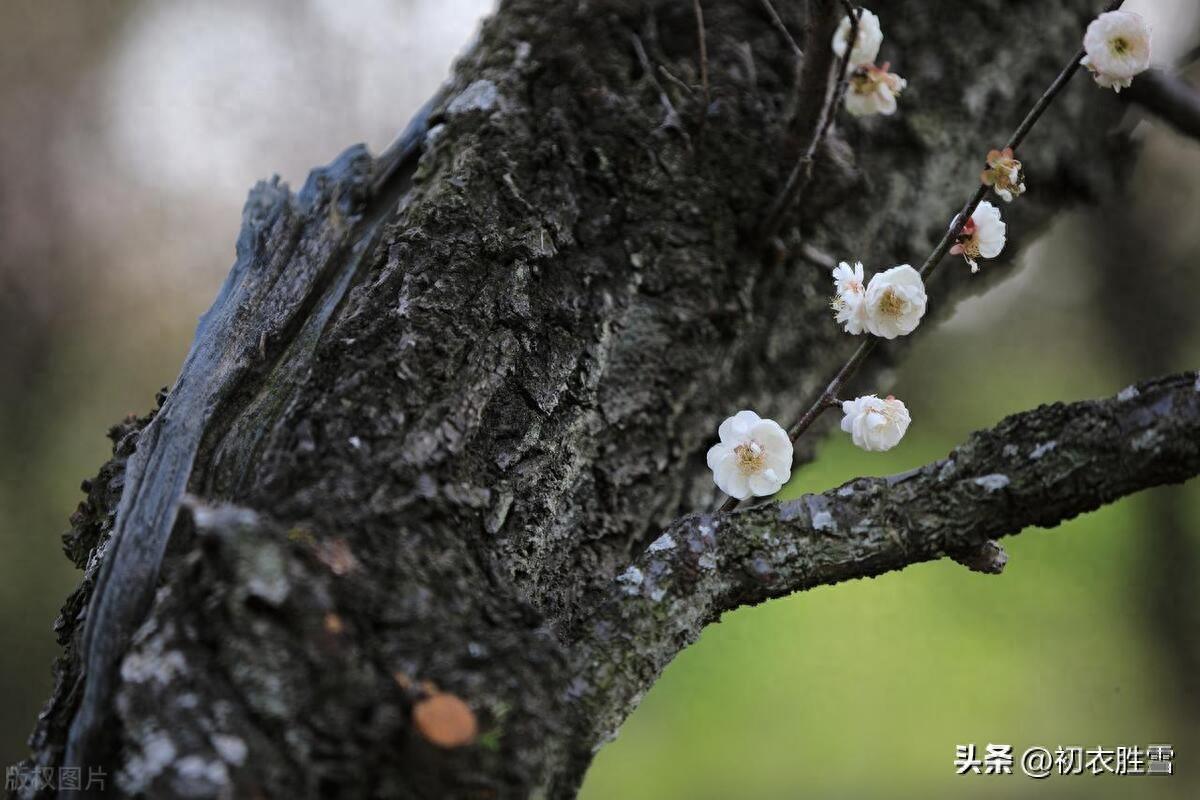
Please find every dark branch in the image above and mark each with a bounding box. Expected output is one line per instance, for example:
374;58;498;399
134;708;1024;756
693;0;710;118
759;0;802;60
760;0;843;239
1125;68;1200;140
574;371;1200;747
949;539;1009;574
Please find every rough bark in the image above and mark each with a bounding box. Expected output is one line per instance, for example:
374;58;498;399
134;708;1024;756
13;0;1166;798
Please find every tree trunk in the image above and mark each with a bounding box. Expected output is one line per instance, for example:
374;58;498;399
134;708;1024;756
18;0;1144;797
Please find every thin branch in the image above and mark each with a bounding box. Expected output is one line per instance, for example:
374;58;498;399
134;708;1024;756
693;0;710;116
629;31;691;146
759;0;803;60
658;64;695;97
760;0;850;240
719;0;1126;514
577;371;1200;742
816;1;861;145
1124;68;1200;141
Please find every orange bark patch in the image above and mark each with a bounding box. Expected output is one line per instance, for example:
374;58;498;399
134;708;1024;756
413;693;478;748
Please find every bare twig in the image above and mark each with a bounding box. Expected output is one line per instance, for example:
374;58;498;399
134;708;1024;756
759;0;803;60
693;0;710;115
658;64;696;97
760;0;848;240
775;0;866;207
629;32;691;146
816;1;861;144
719;0;1127;514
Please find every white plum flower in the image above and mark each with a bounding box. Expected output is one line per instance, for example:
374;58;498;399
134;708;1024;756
864;265;927;339
840;394;910;452
981;147;1025;203
832;9;883;72
845;63;907;117
950;201;1006;273
831;261;868;335
707;410;793;499
1081;10;1151;93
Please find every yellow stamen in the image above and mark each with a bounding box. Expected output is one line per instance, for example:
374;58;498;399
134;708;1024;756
734;442;766;475
959;236;981;260
878;288;904;316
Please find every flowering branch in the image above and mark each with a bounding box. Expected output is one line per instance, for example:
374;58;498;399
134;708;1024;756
718;0;1127;514
576;371;1200;746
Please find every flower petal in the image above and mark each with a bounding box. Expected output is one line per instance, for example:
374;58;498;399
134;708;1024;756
718;410;761;443
749;420;790;451
723;471;751;499
707;443;731;470
748;472;782;497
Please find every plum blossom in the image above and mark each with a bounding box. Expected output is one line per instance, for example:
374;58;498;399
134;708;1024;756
950;201;1006;272
864;265;927;339
845;63;906;117
832;9;883;73
840;394;910;452
707;410;793;499
1081;10;1151;93
831;261;868;334
981;147;1025;202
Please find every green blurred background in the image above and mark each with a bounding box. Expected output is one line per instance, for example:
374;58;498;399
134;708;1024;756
1;1;1198;797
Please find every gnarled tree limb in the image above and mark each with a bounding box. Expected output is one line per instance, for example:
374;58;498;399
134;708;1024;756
571;371;1200;754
